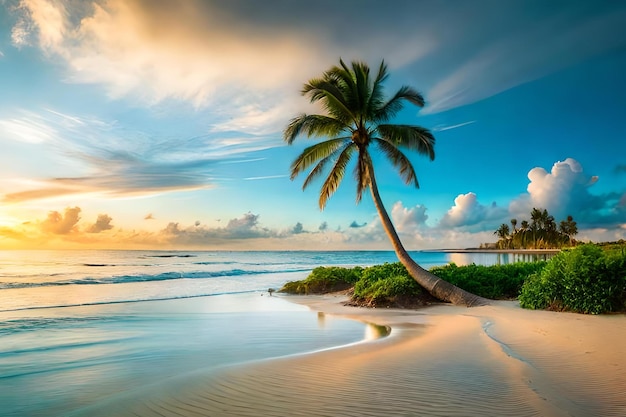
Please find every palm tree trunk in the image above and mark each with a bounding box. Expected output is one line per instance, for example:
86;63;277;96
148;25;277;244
368;174;489;307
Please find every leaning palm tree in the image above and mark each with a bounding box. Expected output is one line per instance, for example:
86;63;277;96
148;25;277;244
284;59;487;306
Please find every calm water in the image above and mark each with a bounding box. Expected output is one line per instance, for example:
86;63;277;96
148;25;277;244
0;250;546;416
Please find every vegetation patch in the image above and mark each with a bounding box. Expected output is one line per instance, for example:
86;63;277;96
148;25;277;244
280;266;362;294
430;262;547;300
351;263;437;308
519;244;626;314
281;243;626;314
281;261;547;307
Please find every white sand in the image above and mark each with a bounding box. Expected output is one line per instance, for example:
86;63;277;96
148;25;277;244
78;294;626;417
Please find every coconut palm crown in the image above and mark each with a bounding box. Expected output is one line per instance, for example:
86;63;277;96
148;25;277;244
284;59;487;307
284;59;434;209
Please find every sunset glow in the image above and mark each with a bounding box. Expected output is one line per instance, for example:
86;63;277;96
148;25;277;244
1;1;625;249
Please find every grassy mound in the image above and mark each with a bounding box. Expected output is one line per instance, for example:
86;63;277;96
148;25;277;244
351;263;436;308
519;244;626;314
279;266;362;294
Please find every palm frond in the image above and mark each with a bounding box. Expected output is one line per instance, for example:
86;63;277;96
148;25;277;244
301;140;352;190
318;143;356;209
303;78;354;123
374;86;425;122
289;138;349;180
376;124;435;160
374;138;419;187
367;60;388;118
352;61;371;119
284;114;348;144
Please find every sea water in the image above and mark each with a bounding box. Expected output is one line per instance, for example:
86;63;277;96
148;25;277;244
0;250;545;416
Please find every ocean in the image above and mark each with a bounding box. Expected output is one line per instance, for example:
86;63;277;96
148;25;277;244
0;250;545;416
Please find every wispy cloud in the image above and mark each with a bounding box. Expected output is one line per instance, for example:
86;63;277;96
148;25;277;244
432;121;476;132
423;5;626;113
243;175;288;181
0;108;285;202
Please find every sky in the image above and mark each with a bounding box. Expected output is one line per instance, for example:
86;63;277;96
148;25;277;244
0;0;625;250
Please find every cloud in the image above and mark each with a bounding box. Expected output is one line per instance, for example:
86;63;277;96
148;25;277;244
243;175;289;181
144;213;154;220
439;192;506;231
9;0;440;132
0;113;59;143
349;221;367;228
509;158;625;228
0;109;222;202
9;0;626;128
391;202;429;232
86;214;113;233
432;121;476;132
40;206;81;234
292;222;304;234
423;4;626;113
8;0;329;131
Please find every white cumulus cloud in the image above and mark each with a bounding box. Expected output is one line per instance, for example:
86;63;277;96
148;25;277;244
508;158;618;226
439;192;506;231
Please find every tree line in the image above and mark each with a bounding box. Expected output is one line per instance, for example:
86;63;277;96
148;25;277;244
490;208;578;249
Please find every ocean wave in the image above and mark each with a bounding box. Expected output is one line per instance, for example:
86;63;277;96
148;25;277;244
0;268;310;290
0;290;257;313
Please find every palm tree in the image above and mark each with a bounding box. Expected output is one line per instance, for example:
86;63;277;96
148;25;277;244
494;223;510;249
559;215;578;247
284;59;487;306
517;220;530;248
530;208;543;249
510;218;518;248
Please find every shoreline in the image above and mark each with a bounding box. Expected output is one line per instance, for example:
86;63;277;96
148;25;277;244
425;248;562;254
79;293;626;417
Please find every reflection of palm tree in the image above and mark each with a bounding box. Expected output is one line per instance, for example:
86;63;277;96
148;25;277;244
284;59;486;306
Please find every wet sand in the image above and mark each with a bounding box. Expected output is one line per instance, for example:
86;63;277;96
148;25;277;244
77;294;626;417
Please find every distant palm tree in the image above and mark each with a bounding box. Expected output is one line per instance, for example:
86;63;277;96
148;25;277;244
494;223;510;249
559;215;578;247
284;59;486;306
519;220;530;248
530;208;543;248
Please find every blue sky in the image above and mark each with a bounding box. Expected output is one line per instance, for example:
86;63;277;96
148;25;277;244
0;0;625;250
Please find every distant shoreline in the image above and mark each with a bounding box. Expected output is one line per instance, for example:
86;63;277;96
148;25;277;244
423;248;561;254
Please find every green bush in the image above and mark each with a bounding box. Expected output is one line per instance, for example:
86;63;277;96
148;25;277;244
279;266;362;294
519;244;626;314
430;262;547;299
353;263;423;305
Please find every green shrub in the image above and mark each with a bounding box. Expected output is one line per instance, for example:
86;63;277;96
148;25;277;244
353;263;423;305
430;262;547;299
519;244;626;314
279;266;362;294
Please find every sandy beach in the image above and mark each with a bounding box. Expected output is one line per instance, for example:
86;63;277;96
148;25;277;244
73;293;626;417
